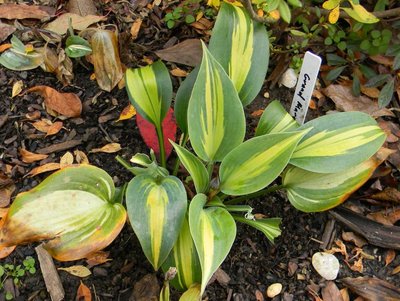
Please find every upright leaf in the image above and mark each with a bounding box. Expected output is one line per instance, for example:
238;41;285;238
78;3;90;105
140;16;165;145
126;61;172;127
126;174;187;270
188;42;245;162
220;131;308;196
233;216;281;243
189;194;236;296
255;100;299;136
290;112;386;173
0;165;126;261
283;154;384;212
179;284;201;301
208;2;269;106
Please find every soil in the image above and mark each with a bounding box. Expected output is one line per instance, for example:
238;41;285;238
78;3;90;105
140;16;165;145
1;2;400;301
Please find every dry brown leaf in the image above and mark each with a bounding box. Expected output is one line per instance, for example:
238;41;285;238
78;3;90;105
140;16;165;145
0;43;12;53
321;281;343;301
0;173;15;208
27;86;82;118
342;232;367;248
155;39;202;67
32;119;53;133
322;85;394;118
60;152;74;168
378;120;399;143
327;239;348;259
28;163;61;177
385;250;396;267
0;3;54;20
190;18;213;32
130;19;142;40
0;24;15;43
25;111;41;120
370;187;400;204
361;86;380;99
19;148;48;163
367;208;400;226
392;265;400;275
348;256;363;273
11;80;23;98
117;104;136;121
67;0;97;16
170;68;188;77
44;13;106;35
58;265;91;278
76;281;92;301
46;121;63;137
251;109;264;117
90;143;121;154
74;150;89;164
339;288;350;301
370;55;394;66
255;289;264;301
0;208;16;259
85;251;111;267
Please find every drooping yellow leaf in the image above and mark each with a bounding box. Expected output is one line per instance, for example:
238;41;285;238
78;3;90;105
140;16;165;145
328;6;340;24
19;148;49;163
117;104;136;121
58;265;92;278
90;143;121;154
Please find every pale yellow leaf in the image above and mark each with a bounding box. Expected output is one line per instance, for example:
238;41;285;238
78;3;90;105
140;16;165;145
28;163;61;177
58;265;92;278
117;104;136;121
44;13;106;35
74;150;89;164
60;152;74;167
12;80;23;98
170;68;188;77
90;143;121;154
130;19;142;40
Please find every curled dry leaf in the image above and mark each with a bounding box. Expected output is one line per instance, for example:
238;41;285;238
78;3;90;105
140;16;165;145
27;86;82;118
155;39;202;67
74;150;89;164
32;119;53;133
25;111;41;120
341;231;367;248
0;3;54;20
58;265;91;278
28;163;61;177
44;13;106;35
19;148;48;163
46;121;63;137
77;281;92;301
85;250;111;267
370;187;400;204
392;265;400;275
90;30;123;92
60;152;74;168
90;143;121;154
130;19;142;40
117;104;136;121
385;249;396;267
0;173;15;208
340;288;350;301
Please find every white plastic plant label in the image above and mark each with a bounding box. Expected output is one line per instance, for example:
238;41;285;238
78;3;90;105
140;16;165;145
290;51;322;125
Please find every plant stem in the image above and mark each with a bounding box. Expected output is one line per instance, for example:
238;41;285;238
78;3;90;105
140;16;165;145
224;184;284;205
116;155;136;175
172;133;188;176
156;125;166;168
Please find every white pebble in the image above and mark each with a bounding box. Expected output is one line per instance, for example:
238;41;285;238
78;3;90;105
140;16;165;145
266;283;282;298
312;252;339;280
279;68;297;88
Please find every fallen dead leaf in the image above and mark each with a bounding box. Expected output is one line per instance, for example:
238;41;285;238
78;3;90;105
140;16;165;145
46;121;63;137
0;24;16;43
67;0;97;16
367;208;400;226
32;119;53;133
58;265;91;278
385;249;396;267
76;281;92;301
11;80;23;98
370;187;400;204
378;120;399;143
339;288;350;301
60;152;74;168
117;104;136;121
0;43;12;53
27;86;82;118
251;109;264;117
255;289;264;301
19;148;49;163
342;231;367;248
370;55;394;67
361;86;380;99
0;173;15;208
327;239;348;259
28;163;61;177
90;143;121;154
322;85;394;118
321;281;343;301
392;265;400;275
74;150;89;164
0;208;16;259
0;3;54;20
347;256;363;273
130;18;142;40
155;39;202;67
44;13;106;35
85;251;111;267
25;111;41;120
170;68;188;77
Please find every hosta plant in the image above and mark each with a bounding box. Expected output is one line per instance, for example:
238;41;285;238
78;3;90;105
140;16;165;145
0;2;386;300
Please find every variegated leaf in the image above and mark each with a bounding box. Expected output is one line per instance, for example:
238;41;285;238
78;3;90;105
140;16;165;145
290;112;386;173
283;155;384;212
188;42;245;162
125;61;172;127
0;165;126;261
126;174;187;270
209;2;269;106
233;216;281;243
162;215;201;291
255;100;299;136
171;141;209;193
189;194;236;296
219;131;308;195
179;283;201;301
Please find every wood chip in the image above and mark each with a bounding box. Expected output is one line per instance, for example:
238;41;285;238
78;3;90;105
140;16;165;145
36;140;82;154
342;277;400;300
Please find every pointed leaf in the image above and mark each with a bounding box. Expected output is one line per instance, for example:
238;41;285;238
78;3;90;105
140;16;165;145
0;48;43;71
58;265;91;278
126;174;187;270
0;165;126;261
233;216;281;243
188;42;245;162
220;131;308;196
126;61;172;127
342;2;379;24
378;78;394;108
255;100;299;136
162;215;201;291
179;284;201;301
283;154;384;212
290;112;386;173
137;108;177;159
208;2;269;106
189;194;236;295
171;141;209;194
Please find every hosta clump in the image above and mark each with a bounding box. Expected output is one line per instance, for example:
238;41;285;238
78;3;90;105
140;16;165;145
0;2;386;300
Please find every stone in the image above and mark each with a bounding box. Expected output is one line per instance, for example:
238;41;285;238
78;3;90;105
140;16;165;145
312;252;339;280
266;283;282;298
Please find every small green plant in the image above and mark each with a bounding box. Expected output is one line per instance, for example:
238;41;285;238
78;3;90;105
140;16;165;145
164;0;205;29
0;257;36;300
0;3;386;300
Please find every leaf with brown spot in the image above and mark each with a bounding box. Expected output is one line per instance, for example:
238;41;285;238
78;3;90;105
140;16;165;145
46;121;63;137
27;86;82;118
117;104;136;121
385;250;396;267
19;148;49;163
85;251;111;267
155;39;202;67
11;80;23;98
74;150;89;164
322;281;343;301
32;119;53;133
90;143;121;154
342;277;400;300
60;152;74;168
130;19;142;40
44;13;106;35
76;281;92;301
0;4;54;20
28;163;61;177
58;265;91;278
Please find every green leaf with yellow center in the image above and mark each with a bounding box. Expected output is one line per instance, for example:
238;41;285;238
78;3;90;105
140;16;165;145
188;42;245;162
162;215;201;291
255;100;299;136
0;165;126;261
126;174;187;270
189;194;236;296
283;154;384;212
219;131;309;196
209;2;269;106
290;112;386;173
125;61;172;127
